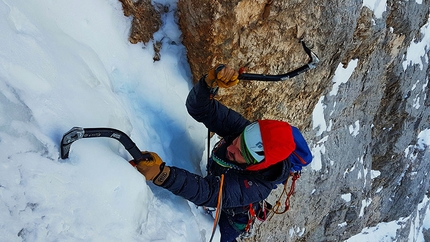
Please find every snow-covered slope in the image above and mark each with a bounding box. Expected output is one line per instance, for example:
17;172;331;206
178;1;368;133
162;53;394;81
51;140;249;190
0;0;215;241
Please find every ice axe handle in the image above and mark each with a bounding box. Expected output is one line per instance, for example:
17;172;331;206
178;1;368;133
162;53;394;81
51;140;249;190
60;127;153;166
237;62;313;81
129;152;153;167
237;41;319;81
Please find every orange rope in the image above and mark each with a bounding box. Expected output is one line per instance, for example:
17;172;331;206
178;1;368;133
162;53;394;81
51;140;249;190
209;174;225;242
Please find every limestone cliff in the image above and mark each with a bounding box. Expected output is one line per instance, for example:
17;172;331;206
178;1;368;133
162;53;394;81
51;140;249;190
123;0;430;241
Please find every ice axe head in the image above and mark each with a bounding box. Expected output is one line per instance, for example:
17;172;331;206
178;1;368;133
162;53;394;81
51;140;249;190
60;127;85;159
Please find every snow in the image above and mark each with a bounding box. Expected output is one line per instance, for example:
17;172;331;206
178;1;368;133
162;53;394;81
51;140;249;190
338;222;348;227
312;59;358;137
288;226;305;237
362;0;387;19
348;195;430;242
329;59;358;96
349;120;360;137
310;135;328;171
404;128;430;160
409;196;430;242
371;170;381;179
359;198;372;217
344;164;356;178
0;0;429;241
403;16;430;71
0;0;213;241
349;127;430;241
342;193;352;202
312;96;327;136
311;59;359;171
417;129;430;150
347;217;409;242
412;78;429;109
422;197;430;230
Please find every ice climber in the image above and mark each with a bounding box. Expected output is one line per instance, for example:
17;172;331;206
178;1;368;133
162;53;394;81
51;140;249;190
131;65;313;242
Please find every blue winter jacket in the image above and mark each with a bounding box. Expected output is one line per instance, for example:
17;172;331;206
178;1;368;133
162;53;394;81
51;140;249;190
158;78;292;212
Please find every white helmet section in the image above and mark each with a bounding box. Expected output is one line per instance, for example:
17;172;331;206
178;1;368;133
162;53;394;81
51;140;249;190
243;122;265;162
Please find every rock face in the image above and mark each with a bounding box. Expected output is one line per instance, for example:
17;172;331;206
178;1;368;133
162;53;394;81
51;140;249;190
124;0;430;241
119;0;161;44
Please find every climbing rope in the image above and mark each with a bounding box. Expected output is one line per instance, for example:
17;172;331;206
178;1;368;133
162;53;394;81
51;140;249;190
269;172;301;219
209;174;225;242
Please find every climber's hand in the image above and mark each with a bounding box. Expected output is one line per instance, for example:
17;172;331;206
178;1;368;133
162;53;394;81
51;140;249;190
206;64;239;88
130;151;170;185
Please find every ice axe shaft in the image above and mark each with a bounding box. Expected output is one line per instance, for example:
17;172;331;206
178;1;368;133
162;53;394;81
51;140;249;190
60;127;150;164
238;41;319;81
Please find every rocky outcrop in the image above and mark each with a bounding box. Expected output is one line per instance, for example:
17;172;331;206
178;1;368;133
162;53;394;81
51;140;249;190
123;0;430;241
118;0;161;44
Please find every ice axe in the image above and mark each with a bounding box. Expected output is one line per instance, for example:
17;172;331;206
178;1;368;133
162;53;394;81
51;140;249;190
235;41;319;81
60;127;150;165
60;43;318;161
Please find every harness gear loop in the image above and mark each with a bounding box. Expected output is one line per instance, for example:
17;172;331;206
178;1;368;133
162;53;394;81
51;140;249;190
270;172;300;217
257;200;272;221
209;174;225;242
259;202;266;222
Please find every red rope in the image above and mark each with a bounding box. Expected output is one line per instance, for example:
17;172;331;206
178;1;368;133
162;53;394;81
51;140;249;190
245;203;257;232
285;172;300;211
272;172;300;215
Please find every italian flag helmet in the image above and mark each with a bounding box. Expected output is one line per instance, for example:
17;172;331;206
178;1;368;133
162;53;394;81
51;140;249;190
241;120;296;171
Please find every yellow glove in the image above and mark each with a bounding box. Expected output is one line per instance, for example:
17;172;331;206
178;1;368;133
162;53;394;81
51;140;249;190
206;65;239;88
130;151;171;185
